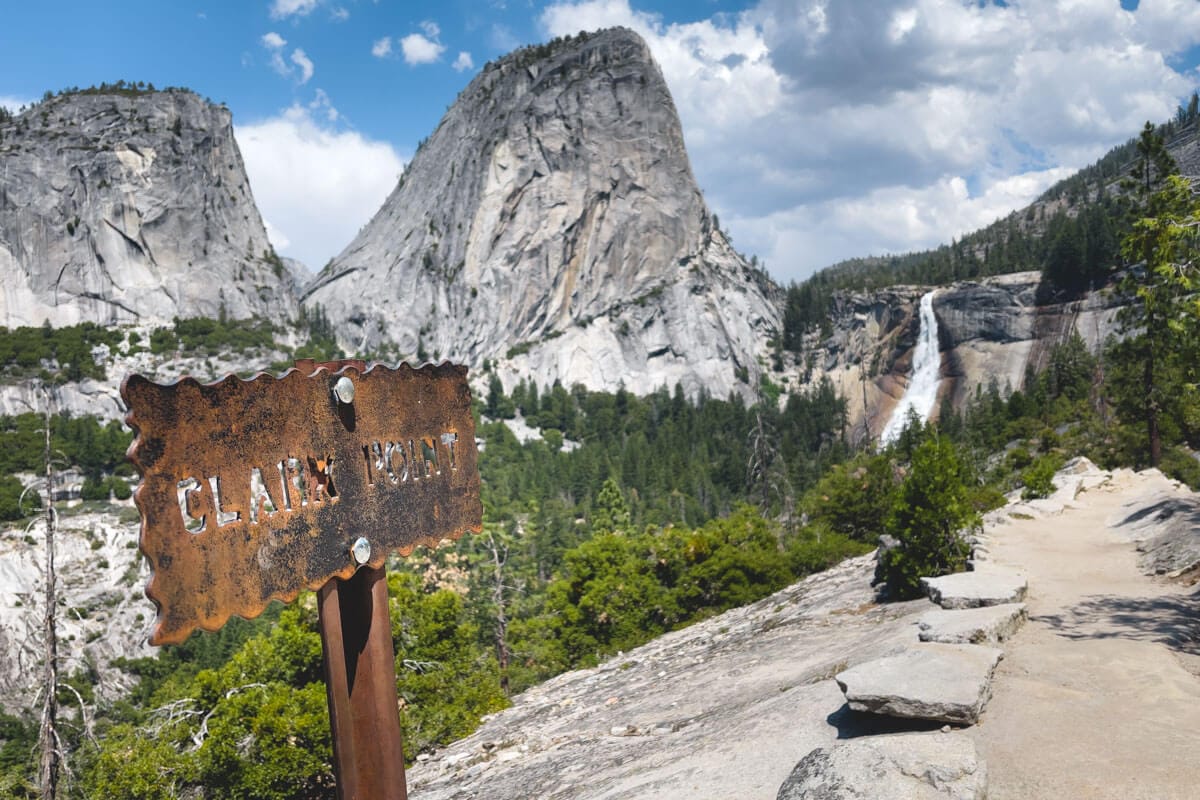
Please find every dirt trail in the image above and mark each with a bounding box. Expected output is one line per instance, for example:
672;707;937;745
972;471;1200;799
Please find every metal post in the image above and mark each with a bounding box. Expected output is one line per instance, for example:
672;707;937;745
318;564;408;800
303;358;407;799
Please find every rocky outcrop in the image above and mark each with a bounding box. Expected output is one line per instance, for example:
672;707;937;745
1110;489;1200;579
777;732;987;800
0;508;153;713
303;28;780;400
0;90;297;328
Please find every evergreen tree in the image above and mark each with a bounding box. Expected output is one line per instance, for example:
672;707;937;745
877;437;978;599
1110;175;1200;466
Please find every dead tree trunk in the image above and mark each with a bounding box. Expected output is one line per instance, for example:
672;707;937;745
38;389;59;800
485;532;510;694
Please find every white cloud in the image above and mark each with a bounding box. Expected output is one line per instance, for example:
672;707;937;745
540;0;1200;282
453;51;474;72
400;29;445;65
0;95;31;114
261;31;315;85
237;98;406;272
372;36;392;58
270;0;318;20
291;48;314;84
330;6;349;22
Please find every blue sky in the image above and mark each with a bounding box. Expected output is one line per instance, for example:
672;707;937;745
3;1;1199;283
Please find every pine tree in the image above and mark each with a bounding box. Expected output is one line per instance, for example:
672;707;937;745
1110;176;1200;466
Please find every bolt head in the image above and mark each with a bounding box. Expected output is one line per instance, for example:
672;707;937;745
351;536;371;566
334;376;355;404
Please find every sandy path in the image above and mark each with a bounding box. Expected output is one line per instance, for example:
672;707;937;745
972;472;1200;799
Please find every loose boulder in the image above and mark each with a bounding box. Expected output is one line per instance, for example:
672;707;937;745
835;644;1003;725
917;603;1027;645
777;731;987;800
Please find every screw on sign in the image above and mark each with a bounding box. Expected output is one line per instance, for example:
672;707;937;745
121;358;482;800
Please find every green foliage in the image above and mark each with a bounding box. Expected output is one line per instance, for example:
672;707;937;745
0;322;122;381
0;474;36;521
1020;453;1063;500
150;315;278;356
1108;175;1200;466
590;477;630;535
293;304;344;363
0;413;131;480
389;573;508;756
516;506;812;675
802;452;897;542
878;437;979;600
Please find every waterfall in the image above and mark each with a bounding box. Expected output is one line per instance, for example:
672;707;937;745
880;290;941;445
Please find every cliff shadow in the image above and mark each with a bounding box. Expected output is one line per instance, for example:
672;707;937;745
1032;588;1200;656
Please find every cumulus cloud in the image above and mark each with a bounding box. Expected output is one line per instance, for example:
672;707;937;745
270;0;318;20
372;36;392;58
400;26;446;65
453;51;474;72
540;0;1200;282
237;96;406;271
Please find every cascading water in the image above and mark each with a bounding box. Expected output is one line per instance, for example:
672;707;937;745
880;291;941;444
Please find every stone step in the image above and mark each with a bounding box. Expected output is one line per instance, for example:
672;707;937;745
835;644;1003;725
918;603;1027;645
921;568;1027;609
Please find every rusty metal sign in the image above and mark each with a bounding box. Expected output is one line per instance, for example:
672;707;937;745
122;362;481;645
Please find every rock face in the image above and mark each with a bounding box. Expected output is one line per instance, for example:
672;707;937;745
0;508;153;713
0;90;296;328
834;644;1003;725
808;272;1125;441
304;28;780;400
777;732;987;800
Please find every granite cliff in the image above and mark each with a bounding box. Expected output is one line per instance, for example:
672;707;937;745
0;89;296;328
303;28;780;400
800;273;1125;440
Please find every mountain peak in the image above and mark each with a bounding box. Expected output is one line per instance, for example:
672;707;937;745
305;28;778;398
0;88;296;328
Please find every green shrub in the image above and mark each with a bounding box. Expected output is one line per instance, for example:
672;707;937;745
0;475;36;521
1160;446;1200;489
878;437;978;600
1020;453;1063;500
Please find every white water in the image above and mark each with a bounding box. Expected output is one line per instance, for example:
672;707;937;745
880;290;941;444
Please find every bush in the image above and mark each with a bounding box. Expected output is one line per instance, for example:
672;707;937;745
803;453;897;542
877;437;979;600
1020;453;1063;500
80;476;109;501
0;475;36;521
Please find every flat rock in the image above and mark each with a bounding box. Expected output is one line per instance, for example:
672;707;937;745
777;732;987;800
835;644;1003;725
918;603;1027;645
921;568;1027;609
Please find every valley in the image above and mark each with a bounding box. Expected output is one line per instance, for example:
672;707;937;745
0;19;1198;800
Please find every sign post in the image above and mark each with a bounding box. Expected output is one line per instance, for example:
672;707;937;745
122;358;482;799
